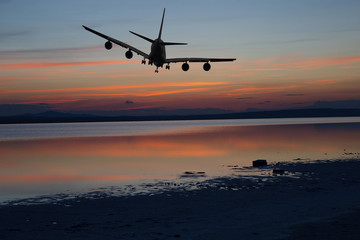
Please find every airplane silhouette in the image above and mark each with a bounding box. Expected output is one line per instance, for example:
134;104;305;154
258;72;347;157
83;8;236;73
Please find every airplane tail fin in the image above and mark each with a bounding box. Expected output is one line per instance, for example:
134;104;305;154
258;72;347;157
158;8;187;45
129;31;154;43
158;8;166;40
130;8;187;45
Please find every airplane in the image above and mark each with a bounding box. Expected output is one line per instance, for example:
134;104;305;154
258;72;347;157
83;8;236;73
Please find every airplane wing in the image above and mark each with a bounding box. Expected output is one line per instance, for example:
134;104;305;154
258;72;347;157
82;25;149;59
165;57;236;63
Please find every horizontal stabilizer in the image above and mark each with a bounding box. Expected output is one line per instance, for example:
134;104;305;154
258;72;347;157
164;42;188;46
129;31;154;43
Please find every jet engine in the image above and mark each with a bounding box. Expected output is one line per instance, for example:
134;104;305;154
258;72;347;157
125;50;133;59
105;41;112;50
182;62;189;71
203;62;211;71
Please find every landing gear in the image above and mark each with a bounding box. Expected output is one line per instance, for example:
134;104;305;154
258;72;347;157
155;67;159;73
141;59;146;64
166;64;170;70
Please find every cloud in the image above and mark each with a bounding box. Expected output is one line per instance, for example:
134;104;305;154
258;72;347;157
240;68;286;72
331;27;360;33
19;99;83;105
305;80;336;86
257;101;272;105
135;88;213;97
310;100;360;109
0;30;31;40
0;82;228;95
0;60;137;70
226;84;300;95
285;94;305;97
242;54;360;71
243;38;322;46
0;82;231;112
275;56;360;69
237;97;253;100
0;45;104;57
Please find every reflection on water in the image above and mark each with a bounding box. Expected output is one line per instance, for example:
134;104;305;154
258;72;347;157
0;118;360;202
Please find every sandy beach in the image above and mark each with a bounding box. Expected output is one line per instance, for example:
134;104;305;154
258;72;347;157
1;159;360;240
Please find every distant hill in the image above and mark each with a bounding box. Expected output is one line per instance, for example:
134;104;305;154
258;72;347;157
1;108;360;124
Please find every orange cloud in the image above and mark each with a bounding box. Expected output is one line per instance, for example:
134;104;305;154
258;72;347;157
275;56;360;69
0;81;233;111
305;79;337;86
0;76;50;82
0;60;138;70
0;82;228;95
135;87;213;97
20;99;84;105
240;54;360;72
241;68;286;71
0;77;18;82
225;84;300;95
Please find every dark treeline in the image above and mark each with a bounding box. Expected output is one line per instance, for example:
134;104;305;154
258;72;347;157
1;108;360;124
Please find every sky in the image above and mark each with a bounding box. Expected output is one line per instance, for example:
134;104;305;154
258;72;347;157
1;0;360;115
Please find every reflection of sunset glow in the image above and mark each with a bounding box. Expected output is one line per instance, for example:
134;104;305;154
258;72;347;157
1;123;359;186
0;136;227;158
0;175;153;182
0;121;359;204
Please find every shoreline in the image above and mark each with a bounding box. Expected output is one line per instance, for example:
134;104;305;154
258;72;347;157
1;159;360;239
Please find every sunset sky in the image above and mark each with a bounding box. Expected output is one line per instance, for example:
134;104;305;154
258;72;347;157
1;0;360;115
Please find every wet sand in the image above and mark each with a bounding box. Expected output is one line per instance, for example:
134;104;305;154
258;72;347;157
1;159;360;240
281;208;360;240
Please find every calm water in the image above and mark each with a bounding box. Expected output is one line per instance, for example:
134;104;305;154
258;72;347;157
1;117;360;203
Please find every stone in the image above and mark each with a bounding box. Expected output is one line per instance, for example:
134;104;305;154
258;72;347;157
252;159;267;167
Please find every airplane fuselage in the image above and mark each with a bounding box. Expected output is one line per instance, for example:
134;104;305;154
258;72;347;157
149;39;166;67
